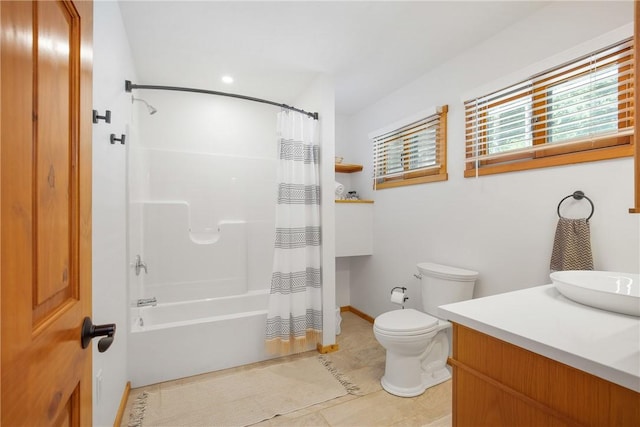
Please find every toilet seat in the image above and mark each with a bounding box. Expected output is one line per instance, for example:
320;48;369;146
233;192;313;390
374;309;438;335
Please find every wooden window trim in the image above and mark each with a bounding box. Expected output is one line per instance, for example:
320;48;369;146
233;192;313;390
376;170;448;189
374;105;448;190
632;0;640;213
464;142;633;177
465;39;634;177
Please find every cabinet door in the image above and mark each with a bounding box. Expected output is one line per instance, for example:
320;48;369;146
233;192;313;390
335;203;373;257
454;368;563;427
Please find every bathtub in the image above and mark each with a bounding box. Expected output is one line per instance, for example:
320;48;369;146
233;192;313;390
140;277;250;306
128;289;275;387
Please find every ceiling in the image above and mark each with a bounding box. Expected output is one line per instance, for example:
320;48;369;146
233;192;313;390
119;1;551;115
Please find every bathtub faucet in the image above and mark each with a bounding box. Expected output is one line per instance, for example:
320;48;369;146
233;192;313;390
137;297;157;307
134;255;148;276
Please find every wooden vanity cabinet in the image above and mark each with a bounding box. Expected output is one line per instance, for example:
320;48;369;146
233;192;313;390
449;324;640;427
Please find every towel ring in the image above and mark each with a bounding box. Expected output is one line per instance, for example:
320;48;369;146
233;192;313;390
557;190;594;221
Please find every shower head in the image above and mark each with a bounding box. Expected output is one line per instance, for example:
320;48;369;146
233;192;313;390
132;96;158;115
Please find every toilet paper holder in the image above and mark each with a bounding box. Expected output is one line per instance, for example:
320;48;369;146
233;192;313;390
391;286;409;304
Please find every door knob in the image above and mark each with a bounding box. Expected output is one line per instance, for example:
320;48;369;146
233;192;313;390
81;317;116;353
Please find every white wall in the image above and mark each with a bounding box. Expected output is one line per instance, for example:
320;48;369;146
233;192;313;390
294;75;338;346
92;1;138;425
335;114;356;308
341;1;639;318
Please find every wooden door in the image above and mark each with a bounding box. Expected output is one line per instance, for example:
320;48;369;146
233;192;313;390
1;1;93;425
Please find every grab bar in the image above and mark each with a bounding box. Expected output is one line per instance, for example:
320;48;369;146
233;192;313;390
137;297;157;307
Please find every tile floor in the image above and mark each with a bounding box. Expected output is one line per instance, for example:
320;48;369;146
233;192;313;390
122;311;452;426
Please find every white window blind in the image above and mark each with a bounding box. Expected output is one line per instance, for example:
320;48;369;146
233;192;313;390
373;105;447;188
465;38;634;170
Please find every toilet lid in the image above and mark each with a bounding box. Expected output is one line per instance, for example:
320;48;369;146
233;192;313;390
417;262;479;281
374;309;438;334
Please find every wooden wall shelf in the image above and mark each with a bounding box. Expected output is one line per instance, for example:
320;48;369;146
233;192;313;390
335;163;363;173
335;199;374;204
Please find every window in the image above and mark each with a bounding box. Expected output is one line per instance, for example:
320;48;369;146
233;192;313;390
373;105;448;189
465;38;634;177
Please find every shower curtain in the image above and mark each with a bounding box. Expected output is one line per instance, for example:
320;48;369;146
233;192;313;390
265;110;322;354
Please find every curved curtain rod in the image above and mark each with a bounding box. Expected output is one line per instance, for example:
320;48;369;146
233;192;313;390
125;80;319;120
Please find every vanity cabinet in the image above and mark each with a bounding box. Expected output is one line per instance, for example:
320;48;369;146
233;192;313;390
449;324;640;426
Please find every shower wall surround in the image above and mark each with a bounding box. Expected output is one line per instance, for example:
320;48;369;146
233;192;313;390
129;91;278;303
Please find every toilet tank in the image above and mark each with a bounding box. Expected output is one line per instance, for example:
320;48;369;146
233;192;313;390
417;262;478;317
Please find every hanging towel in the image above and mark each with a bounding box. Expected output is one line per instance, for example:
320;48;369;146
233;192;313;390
550;217;594;271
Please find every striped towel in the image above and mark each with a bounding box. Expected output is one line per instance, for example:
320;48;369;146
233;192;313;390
550;217;594;271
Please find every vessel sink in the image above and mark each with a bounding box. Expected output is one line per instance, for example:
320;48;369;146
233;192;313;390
550;270;640;316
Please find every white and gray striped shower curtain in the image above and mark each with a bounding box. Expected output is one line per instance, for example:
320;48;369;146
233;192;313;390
265;110;322;354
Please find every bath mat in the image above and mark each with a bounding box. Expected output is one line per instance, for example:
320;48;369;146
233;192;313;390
127;356;356;427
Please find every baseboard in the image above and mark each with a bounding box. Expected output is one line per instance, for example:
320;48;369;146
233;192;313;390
316;306;374;354
317;342;340;354
113;381;131;427
340;305;374;323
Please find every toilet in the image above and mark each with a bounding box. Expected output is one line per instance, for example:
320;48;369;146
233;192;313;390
373;262;478;397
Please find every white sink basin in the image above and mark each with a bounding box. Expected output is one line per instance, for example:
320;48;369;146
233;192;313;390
550;270;640;316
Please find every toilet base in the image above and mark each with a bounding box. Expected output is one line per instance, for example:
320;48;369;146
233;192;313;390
422;366;451;390
376;325;452;398
380;375;425;397
380;366;451;397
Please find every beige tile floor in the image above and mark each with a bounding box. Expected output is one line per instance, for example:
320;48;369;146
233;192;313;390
122;311;452;427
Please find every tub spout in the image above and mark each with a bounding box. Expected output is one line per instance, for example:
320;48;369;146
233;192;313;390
137;297;157;307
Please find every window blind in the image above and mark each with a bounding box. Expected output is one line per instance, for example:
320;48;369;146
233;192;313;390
373;106;447;188
464;38;634;168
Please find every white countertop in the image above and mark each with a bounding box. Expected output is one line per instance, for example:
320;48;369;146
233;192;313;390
438;284;640;392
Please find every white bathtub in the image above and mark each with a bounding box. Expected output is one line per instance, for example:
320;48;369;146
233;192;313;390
128;289;275;387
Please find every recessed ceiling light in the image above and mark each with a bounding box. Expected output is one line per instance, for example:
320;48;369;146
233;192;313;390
221;75;234;84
